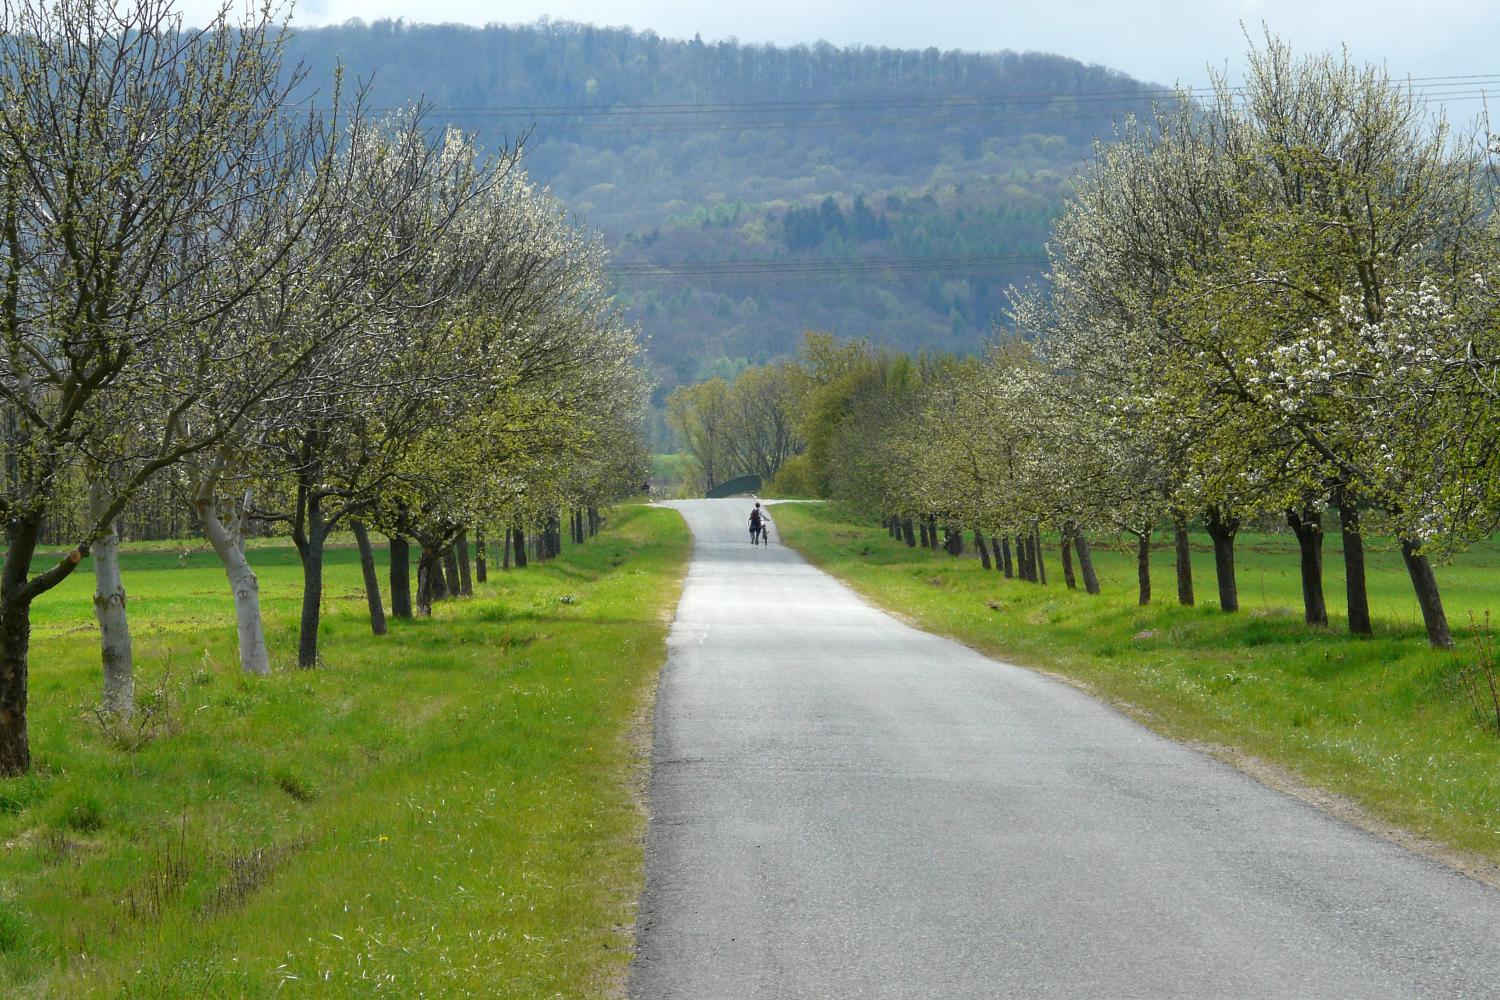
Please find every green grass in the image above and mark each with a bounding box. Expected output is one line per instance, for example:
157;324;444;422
774;502;1500;864
0;505;690;998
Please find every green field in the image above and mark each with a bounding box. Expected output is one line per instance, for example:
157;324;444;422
773;503;1500;867
0;505;689;997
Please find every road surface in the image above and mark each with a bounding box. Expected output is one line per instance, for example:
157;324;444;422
629;499;1500;998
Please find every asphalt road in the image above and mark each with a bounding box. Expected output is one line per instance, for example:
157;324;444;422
629;499;1500;999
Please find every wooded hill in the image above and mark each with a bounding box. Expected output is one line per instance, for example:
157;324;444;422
282;20;1160;391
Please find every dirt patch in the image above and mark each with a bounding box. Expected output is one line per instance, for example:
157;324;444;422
601;674;661;1000
606;516;689;1000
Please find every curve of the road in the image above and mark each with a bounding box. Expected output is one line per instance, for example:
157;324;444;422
629;499;1500;999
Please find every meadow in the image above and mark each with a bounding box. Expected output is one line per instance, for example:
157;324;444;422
773;503;1500;870
0;505;689;997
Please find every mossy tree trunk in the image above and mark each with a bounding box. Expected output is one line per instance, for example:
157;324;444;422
1286;507;1328;627
351;520;387;636
1205;506;1240;613
1172;510;1194;607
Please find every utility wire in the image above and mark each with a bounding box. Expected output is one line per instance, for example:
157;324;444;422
404;95;1494;135
607;253;1051;283
348;72;1500;118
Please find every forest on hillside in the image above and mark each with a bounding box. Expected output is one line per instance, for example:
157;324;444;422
282;20;1162;390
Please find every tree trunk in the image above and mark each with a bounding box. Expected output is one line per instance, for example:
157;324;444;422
1205;506;1240;613
0;592;32;776
1401;539;1453;649
430;545;450;601
456;530;473;597
0;512;61;774
1061;532;1077;590
1335;489;1372;637
918;518;930;548
588;506;600;536
1286;507;1328;627
389;535;413;620
1073;530;1100;594
512;525;528;569
351;520;387;636
1172;511;1194;607
1000;535;1014;578
502;528;512;570
199;494;270;674
928;516;940;550
90;484;133;717
1033;527;1047;585
442;546;461;596
1019;533;1034;582
475;528;487;584
975;530;992;570
295;505;327;669
901;517;916;547
1135;530;1152;606
416;548;439;616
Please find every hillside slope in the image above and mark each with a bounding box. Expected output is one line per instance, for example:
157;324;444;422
283;20;1160;388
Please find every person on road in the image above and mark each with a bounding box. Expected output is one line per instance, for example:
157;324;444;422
749;503;764;545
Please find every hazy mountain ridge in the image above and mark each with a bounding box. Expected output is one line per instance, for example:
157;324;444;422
282;20;1160;391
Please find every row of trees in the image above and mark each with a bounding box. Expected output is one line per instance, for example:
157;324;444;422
0;0;650;775
1000;37;1499;650
668;38;1499;652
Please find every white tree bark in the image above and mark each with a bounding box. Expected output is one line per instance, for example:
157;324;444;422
197;491;271;676
89;481;134;716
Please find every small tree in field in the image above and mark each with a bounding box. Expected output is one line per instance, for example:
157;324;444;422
0;0;335;773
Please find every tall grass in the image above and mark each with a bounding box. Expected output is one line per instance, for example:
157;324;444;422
0;505;689;998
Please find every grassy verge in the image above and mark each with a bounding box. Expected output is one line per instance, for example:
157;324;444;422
773;502;1500;868
0;504;689;998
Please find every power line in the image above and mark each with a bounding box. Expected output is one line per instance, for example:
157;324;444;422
384;96;1496;137
606;253;1050;283
498;93;1493;135
351;72;1500;118
609;253;1044;270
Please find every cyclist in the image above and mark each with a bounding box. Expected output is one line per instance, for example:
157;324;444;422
749;503;764;545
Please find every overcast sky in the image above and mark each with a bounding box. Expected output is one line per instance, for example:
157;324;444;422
186;1;1497;111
